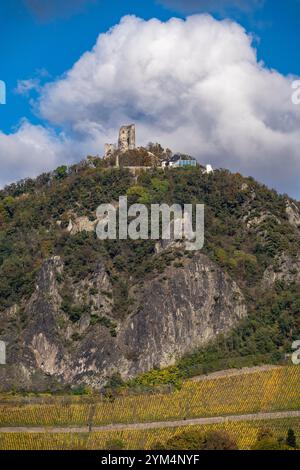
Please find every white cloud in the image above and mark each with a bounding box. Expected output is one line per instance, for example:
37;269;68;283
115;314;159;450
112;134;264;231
0;118;107;187
0;121;68;187
36;15;300;198
1;14;300;198
15;78;41;96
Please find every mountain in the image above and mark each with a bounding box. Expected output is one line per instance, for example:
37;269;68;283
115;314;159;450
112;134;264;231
0;155;299;391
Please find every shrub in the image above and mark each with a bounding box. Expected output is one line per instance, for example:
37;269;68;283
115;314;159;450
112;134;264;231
105;439;125;450
286;428;297;448
200;431;238;450
155;430;238;450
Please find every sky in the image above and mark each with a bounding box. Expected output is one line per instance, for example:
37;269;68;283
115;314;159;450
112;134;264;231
0;0;300;199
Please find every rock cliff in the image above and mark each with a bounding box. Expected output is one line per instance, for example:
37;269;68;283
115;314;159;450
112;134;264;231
0;253;246;390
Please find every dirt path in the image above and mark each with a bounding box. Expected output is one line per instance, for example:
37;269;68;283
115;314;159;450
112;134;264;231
0;410;299;434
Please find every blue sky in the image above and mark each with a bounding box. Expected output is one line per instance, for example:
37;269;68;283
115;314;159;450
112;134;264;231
0;0;300;198
1;0;300;133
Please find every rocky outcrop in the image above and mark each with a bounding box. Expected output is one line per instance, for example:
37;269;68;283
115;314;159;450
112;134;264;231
263;253;300;288
121;254;246;376
67;216;97;235
0;253;247;391
286;200;300;230
242;211;281;230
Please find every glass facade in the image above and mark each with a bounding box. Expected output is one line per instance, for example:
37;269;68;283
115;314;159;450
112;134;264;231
176;159;197;167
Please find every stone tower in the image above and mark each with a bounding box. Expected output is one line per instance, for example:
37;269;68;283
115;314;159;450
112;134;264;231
118;124;136;152
0;340;6;365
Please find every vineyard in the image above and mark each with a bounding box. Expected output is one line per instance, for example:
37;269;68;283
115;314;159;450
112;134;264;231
0;366;299;427
0;418;299;450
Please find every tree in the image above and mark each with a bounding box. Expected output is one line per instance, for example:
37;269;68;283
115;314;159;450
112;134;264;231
105;439;125;450
286;428;297;448
126;185;151;204
256;428;274;441
2;196;15;218
153;429;238;450
252;428;291;450
201;430;238;450
161;429;203;450
252;438;286;450
54;165;68;180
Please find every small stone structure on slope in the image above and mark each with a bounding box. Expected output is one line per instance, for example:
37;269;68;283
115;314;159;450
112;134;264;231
0;340;6;365
118;124;136;152
104;124;136;158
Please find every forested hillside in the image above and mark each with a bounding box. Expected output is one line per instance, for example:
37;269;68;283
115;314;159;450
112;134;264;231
0;157;299;390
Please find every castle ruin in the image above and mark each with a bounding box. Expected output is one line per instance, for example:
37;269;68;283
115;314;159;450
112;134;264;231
118;124;136;152
104;143;116;158
0;340;6;365
104;124;136;158
102;125;206;173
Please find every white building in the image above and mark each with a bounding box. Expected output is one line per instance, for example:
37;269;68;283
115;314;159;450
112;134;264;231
204;164;214;174
162;154;197;168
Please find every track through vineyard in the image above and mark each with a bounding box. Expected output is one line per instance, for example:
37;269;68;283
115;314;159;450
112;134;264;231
0;410;299;433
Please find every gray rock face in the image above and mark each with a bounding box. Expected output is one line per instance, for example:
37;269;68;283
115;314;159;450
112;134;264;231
286;200;300;230
121;255;246;376
0;253;247;391
263;253;300;288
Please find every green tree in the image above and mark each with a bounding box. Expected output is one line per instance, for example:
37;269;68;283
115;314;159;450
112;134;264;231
154;429;238;450
105;439;125;450
252;428;291;450
252;438;286;450
286;428;297;448
2;196;15;218
126;185;151;204
54;165;68;180
201;430;238;450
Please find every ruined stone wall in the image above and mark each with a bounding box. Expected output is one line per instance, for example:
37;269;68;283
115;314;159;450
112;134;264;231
104;143;116;158
118;124;136;152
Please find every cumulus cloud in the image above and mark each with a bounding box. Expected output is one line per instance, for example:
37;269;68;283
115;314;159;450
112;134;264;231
15;70;51;97
1;14;300;197
23;0;96;21
0;121;68;186
0;116;109;187
35;15;300;198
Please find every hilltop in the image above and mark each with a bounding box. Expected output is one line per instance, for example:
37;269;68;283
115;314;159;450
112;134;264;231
0;155;299;391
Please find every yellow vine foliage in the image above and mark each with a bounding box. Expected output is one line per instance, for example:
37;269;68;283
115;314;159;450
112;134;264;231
0;366;299;427
0;418;300;450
